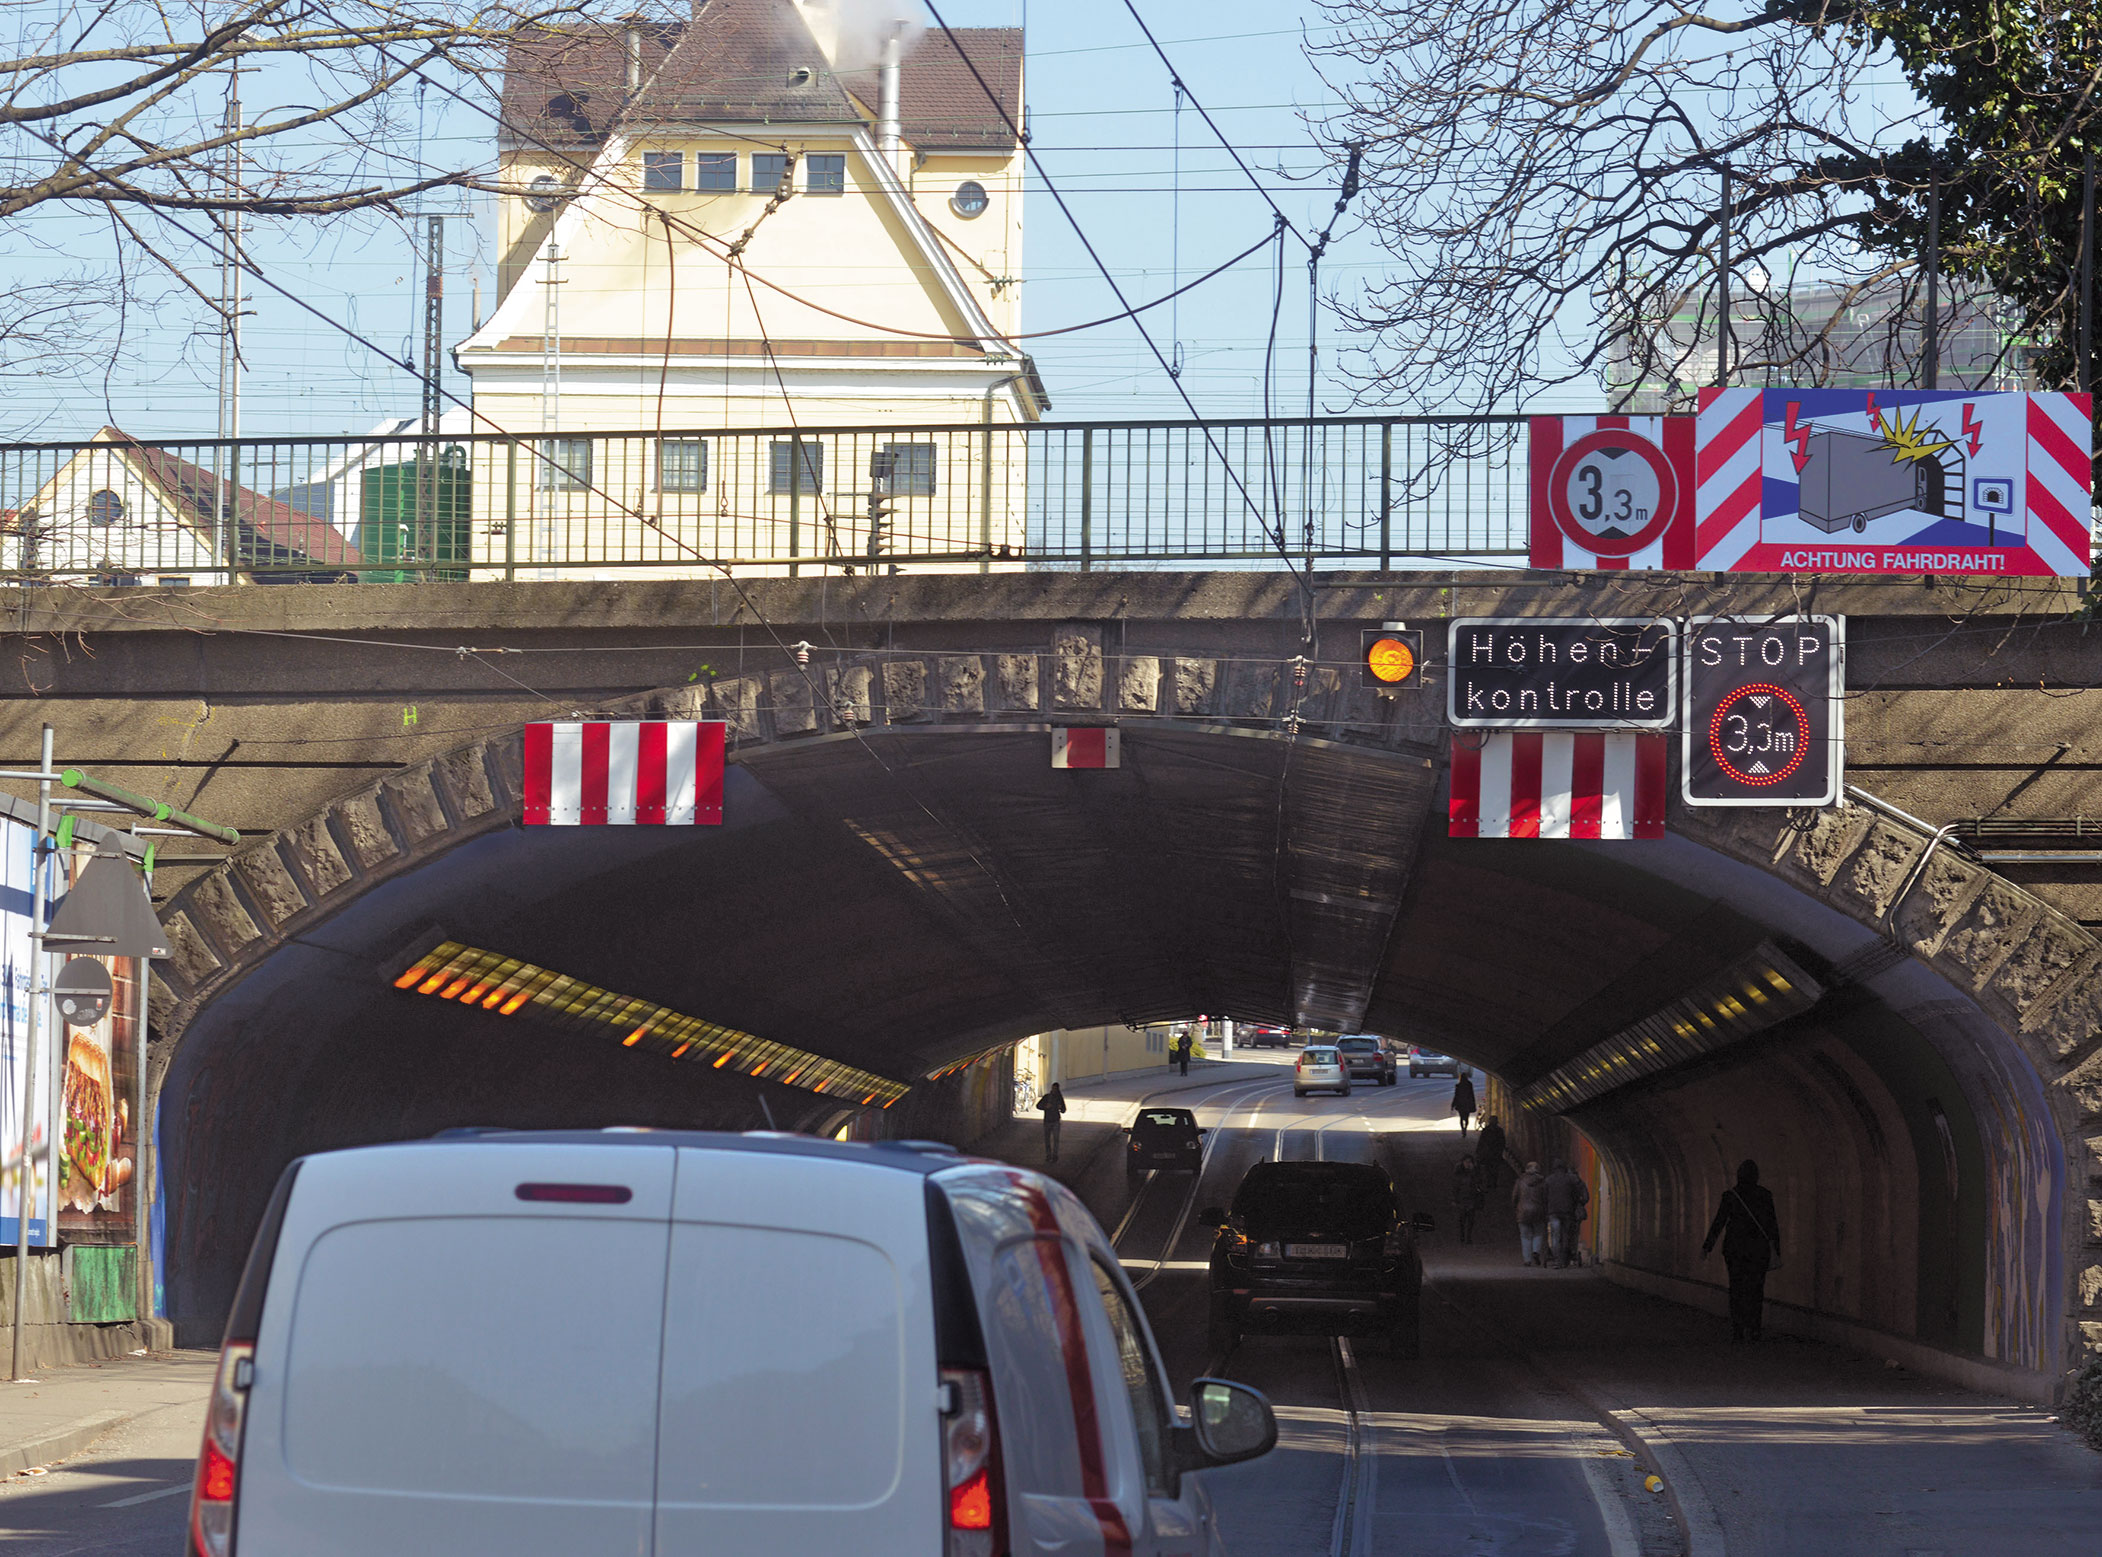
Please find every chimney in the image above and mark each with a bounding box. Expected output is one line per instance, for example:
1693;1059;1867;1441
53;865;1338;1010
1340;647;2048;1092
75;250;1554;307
623;14;645;95
876;25;903;172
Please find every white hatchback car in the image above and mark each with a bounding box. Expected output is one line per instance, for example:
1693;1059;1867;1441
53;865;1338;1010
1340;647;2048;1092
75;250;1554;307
189;1130;1277;1557
1294;1046;1351;1098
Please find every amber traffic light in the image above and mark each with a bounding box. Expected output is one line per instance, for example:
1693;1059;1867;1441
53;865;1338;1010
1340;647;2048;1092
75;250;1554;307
1361;628;1422;690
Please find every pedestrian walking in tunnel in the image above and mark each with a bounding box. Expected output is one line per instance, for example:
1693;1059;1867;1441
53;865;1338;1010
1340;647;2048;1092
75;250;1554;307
1702;1158;1782;1341
1513;1159;1548;1266
1173;1030;1192;1077
1451;1071;1477;1136
1476;1115;1507;1189
1544;1160;1590;1269
1451;1153;1484;1245
1040;1081;1068;1162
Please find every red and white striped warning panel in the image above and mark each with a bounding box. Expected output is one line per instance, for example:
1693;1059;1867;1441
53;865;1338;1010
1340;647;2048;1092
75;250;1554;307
1694;388;2092;577
1051;727;1120;769
1449;732;1667;839
523;721;726;825
1528;415;1696;570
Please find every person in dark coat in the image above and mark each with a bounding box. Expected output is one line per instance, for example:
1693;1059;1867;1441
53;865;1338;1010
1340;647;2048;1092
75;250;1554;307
1476;1116;1507;1190
1451;1153;1484;1244
1039;1082;1068;1162
1543;1160;1590;1269
1512;1160;1549;1266
1450;1072;1477;1136
1173;1031;1192;1077
1702;1158;1782;1341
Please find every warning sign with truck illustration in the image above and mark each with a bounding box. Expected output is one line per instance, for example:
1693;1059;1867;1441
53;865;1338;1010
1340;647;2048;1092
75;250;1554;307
1694;388;2092;577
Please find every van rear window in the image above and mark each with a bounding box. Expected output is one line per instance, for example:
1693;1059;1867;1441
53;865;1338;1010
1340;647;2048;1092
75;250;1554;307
655;1224;904;1509
280;1217;665;1503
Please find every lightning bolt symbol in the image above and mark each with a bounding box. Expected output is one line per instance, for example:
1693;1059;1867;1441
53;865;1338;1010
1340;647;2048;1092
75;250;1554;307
1962;401;1982;457
1865;390;1882;434
1782;401;1812;474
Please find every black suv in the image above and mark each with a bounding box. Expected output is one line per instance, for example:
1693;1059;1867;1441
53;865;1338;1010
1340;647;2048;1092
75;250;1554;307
1334;1036;1397;1086
1202;1161;1422;1357
1126;1106;1204;1181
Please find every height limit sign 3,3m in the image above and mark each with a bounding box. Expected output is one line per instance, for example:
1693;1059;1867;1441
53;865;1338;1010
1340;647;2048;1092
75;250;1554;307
1683;616;1845;807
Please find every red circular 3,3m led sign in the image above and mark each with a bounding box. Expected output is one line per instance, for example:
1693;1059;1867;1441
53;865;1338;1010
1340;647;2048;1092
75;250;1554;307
1706;683;1809;787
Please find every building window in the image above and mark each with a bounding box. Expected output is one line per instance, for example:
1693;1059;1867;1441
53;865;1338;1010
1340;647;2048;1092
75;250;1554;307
87;489;125;526
873;442;936;497
950;181;989;219
769;440;823;495
537;437;592;491
658;439;708;493
694;151;736;191
752;153;792;195
158;576;192;587
642;151;682;192
807;154;845;196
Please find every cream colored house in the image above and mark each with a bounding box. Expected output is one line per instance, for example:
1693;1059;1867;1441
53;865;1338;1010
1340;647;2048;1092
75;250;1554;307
460;0;1041;577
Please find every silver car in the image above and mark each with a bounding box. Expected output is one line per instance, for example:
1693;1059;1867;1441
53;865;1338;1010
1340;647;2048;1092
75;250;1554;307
1294;1045;1350;1098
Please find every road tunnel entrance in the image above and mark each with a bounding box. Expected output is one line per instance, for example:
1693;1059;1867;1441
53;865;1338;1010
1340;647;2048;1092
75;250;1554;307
149;696;2097;1399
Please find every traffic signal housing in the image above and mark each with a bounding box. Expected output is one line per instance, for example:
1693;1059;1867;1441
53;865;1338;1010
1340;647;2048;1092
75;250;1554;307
1361;627;1422;692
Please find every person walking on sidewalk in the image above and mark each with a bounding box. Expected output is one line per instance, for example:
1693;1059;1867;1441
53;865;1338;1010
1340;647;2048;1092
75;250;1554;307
1544;1160;1590;1268
1703;1158;1782;1341
1476;1115;1507;1189
1451;1072;1477;1136
1513;1160;1549;1266
1040;1082;1068;1163
1173;1031;1192;1077
1451;1153;1484;1245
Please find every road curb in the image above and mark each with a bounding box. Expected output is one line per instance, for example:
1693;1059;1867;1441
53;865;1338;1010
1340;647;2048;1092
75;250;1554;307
0;1410;130;1481
1535;1367;1727;1557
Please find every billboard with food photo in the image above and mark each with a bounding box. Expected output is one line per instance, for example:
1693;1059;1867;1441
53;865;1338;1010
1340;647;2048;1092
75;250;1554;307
51;843;142;1239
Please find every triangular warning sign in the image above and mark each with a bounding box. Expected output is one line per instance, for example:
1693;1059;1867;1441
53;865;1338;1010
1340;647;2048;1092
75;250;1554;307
1747;760;1771;775
1750;695;1772;709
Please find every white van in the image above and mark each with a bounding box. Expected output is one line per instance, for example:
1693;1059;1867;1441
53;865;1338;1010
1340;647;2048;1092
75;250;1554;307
188;1130;1277;1557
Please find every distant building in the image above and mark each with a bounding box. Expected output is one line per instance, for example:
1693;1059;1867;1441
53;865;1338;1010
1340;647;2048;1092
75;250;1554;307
456;0;1040;577
1607;277;2030;410
0;427;362;585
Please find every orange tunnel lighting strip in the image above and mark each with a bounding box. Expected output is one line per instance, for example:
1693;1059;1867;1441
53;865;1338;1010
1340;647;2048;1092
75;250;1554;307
389;941;910;1105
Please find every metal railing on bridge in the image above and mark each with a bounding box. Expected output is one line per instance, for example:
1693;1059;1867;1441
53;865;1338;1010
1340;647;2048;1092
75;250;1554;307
0;416;1527;585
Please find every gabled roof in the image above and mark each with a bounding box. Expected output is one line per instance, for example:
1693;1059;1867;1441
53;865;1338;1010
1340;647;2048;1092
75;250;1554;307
496;2;1020;150
92;429;363;568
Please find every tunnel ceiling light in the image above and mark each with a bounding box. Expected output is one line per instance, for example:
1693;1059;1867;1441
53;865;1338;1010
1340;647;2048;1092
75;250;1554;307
386;941;911;1107
1516;942;1824;1116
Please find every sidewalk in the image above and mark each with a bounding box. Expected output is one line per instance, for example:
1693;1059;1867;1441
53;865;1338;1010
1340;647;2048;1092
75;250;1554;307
0;1349;216;1480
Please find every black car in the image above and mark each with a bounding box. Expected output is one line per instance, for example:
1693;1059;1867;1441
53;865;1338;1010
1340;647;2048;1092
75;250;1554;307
1202;1160;1422;1357
1243;1025;1296;1048
1334;1036;1397;1086
1125;1106;1204;1180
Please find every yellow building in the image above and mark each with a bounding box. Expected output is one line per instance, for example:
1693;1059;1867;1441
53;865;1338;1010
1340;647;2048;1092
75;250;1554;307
460;0;1042;578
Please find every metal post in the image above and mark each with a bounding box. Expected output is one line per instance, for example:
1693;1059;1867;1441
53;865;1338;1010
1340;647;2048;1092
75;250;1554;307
1079;428;1094;572
978;423;995;575
788;434;803;578
9;725;53;1382
1717;163;1733;388
504;441;518;582
1923;178;1941;389
2081;149;2095;394
417;215;445;567
134;942;151;1325
1379;422;1393;571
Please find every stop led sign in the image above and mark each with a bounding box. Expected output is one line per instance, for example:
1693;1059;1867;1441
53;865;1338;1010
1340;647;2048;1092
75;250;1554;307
1683;616;1845;806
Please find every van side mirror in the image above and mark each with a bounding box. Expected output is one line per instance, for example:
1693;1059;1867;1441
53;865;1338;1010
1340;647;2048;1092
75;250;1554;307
1198;1206;1226;1227
1173;1378;1276;1472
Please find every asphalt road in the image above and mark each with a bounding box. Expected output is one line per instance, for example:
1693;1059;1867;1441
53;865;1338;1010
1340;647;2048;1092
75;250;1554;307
1066;1068;1677;1557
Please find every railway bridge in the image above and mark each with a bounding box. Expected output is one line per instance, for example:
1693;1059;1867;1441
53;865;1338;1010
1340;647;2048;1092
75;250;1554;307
4;568;2100;1403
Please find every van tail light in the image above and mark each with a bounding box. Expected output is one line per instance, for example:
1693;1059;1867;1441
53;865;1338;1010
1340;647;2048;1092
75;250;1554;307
940;1367;1006;1557
189;1342;254;1557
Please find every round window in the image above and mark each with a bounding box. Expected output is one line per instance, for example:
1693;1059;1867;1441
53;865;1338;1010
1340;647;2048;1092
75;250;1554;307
524;174;566;213
950;181;989;219
87;490;124;526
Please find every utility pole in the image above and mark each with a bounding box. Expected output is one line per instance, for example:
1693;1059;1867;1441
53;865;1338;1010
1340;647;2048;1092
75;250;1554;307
2081;148;2095;395
537;240;565;577
1716;163;1733;388
1305;144;1363;574
416;215;446;565
214;70;245;580
1924;174;1940;390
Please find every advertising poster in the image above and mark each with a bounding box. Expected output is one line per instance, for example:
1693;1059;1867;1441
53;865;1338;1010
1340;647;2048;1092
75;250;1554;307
1695;389;2093;577
0;817;52;1247
52;841;141;1243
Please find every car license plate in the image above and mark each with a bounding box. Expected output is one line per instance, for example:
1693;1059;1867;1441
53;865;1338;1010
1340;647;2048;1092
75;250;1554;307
1153;1151;1177;1161
1285;1243;1348;1259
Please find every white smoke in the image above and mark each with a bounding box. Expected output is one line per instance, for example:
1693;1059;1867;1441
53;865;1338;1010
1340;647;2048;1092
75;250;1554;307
813;0;925;74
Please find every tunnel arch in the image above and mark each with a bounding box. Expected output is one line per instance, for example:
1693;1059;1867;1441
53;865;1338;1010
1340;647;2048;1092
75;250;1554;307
142;653;2102;1394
